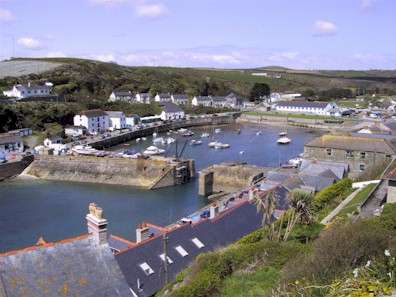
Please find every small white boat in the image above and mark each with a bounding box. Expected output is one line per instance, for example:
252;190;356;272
153;137;165;145
166;137;175;145
190;140;203;146
279;131;287;136
214;143;230;149
143;146;165;156
214;128;222;134
181;131;194;137
142;137;147;141
178;128;188;134
136;138;141;142
153;132;158;137
239;151;245;155
277;137;291;144
288;157;302;167
201;133;210;138
256;131;262;136
208;141;221;148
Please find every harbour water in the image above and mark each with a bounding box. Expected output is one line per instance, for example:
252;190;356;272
0;124;321;252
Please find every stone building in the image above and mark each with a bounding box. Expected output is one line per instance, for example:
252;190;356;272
304;134;396;178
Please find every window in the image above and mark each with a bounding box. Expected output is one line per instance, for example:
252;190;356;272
191;237;205;249
159;254;173;264
175;245;188;257
326;148;332;156
360;152;366;159
359;164;365;171
346;150;354;158
386;154;392;159
139;262;154;276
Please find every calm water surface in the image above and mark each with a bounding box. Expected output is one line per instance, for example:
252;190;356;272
0;124;320;252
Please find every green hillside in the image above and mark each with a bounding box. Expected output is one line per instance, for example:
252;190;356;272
1;57;396;101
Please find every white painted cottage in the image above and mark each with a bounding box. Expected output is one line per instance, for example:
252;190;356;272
135;93;151;104
105;111;126;130
274;101;340;116
159;102;185;121
108;91;134;102
155;93;172;103
73;110;109;134
3;83;52;99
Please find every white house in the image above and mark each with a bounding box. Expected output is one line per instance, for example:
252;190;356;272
125;115;140;128
105;111;126;130
73;110;109;134
155;93;172;103
159;102;185;121
3;83;52;99
171;94;189;105
211;96;228;108
43;136;67;155
192;96;212;107
64;126;87;137
270;92;302;103
274;101;340;116
108;91;134;102
135;93;151;104
225;93;244;108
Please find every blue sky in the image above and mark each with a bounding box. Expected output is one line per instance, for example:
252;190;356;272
0;0;395;69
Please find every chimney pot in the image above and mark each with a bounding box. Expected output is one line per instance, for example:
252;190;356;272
86;203;108;245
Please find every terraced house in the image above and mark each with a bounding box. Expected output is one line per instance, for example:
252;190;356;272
304;134;396;178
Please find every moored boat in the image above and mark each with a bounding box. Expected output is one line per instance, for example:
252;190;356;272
277;136;291;144
143;146;165;156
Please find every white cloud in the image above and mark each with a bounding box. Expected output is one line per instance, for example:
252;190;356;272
313;20;338;36
135;3;167;18
46;51;67;58
17;37;43;50
0;8;13;22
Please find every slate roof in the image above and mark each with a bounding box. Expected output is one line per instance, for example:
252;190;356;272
172;94;188;100
299;174;336;192
195;96;212;101
300;159;348;180
157;93;172;99
276;101;329;109
137;93;151;99
15;84;51;91
105;111;125;118
115;200;263;297
212;96;227;102
0;134;22;145
80;109;107;117
305;134;396;154
160;102;183;113
113;91;132;97
0;235;132;297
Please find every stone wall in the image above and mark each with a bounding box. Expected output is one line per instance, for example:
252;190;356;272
304;146;391;178
26;155;194;188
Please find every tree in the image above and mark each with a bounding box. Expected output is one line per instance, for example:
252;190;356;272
253;188;277;240
249;83;270;102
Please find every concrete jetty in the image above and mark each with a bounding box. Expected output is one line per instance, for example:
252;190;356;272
26;155;195;189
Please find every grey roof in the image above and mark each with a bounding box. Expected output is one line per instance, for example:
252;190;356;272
160;102;183;113
105;111;125;117
299;174;336;192
113;91;132;97
212;96;227;102
276;101;329;108
172;94;188;100
195;96;212;101
0;235;132;297
305;134;396;154
157;93;172;98
137;93;151;99
80;109;107;117
0;134;22;145
300;159;348;180
115;201;263;297
16;84;51;91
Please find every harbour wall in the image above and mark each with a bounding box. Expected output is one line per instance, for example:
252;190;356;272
26;155;195;189
198;163;269;196
90;114;238;149
0;155;34;181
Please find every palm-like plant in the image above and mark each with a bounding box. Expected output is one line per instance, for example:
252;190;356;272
253;187;277;240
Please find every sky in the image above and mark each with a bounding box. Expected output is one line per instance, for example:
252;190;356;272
0;0;395;69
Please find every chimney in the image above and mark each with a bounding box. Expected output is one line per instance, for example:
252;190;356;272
136;224;151;243
209;203;219;219
86;203;108;245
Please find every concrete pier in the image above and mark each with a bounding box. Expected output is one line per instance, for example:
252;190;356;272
198;163;270;196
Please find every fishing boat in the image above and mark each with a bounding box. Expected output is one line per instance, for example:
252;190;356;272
190;140;203;146
214;128;222;134
256;131;262;136
181;130;194;137
201;132;210;138
277;136;291;144
143;146;165;156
